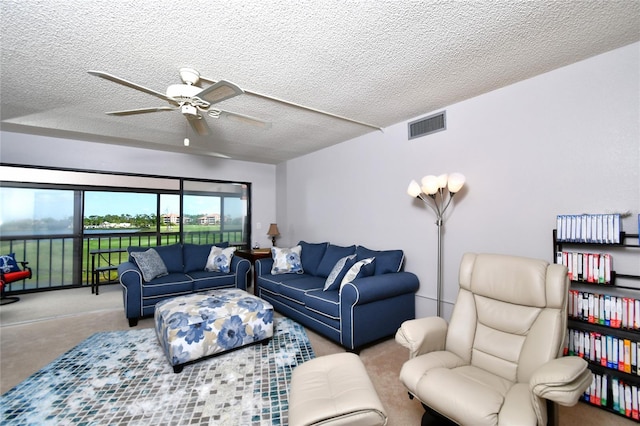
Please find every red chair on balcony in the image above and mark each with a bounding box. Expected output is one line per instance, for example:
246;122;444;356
0;254;32;305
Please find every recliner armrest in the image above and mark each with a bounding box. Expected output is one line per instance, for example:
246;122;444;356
395;316;448;359
530;356;592;406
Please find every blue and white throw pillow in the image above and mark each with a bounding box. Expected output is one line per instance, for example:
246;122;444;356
205;246;236;273
339;257;376;291
323;254;356;291
0;253;20;273
271;245;303;275
131;248;169;282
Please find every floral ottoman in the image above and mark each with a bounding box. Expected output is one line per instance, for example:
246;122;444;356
154;288;274;373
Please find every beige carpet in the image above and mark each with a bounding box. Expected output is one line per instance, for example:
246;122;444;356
0;286;634;425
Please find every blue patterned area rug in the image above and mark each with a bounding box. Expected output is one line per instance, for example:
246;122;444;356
1;317;314;425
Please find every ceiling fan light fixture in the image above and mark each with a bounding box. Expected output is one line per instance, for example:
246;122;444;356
166;84;202;101
179;68;200;85
181;104;198;117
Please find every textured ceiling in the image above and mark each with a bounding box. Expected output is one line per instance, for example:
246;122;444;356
1;1;639;164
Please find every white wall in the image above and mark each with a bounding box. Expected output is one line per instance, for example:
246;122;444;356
277;42;640;319
0;133;278;247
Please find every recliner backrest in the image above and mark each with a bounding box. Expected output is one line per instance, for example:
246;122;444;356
445;253;568;384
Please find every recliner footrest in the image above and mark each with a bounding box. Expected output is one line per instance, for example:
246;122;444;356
289;352;387;426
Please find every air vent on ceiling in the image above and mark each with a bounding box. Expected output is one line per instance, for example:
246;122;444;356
408;111;446;139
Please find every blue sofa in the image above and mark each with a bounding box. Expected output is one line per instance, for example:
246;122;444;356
255;241;419;350
118;243;251;326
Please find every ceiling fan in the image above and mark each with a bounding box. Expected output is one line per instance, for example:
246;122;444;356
88;68;271;137
89;68;383;139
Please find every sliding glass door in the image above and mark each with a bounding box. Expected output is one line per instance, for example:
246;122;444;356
0;165;251;293
0;186;78;290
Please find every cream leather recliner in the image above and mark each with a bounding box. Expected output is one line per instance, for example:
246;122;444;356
396;253;593;426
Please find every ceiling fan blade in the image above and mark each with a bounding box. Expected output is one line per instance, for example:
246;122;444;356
195;80;243;104
106;106;177;116
210;152;231;159
88;70;180;106
210;109;272;129
186;114;210;136
199;75;382;131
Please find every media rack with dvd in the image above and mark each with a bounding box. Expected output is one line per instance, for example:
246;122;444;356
554;222;640;422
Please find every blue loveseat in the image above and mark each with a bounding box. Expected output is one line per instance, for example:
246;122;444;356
118;243;251;326
255;241;420;350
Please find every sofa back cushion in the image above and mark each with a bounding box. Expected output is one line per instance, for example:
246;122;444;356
316;244;357;278
127;244;183;274
355;246;404;275
148;244;183;273
183;242;230;273
298;241;329;276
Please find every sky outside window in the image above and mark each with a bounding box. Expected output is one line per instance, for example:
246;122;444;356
0;187;74;235
84;192;158;216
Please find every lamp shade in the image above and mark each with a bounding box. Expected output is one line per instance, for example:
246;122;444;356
267;223;280;237
447;173;466;193
421;175;439;195
407;180;422;197
436;174;448;188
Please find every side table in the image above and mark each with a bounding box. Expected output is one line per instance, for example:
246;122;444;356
235;248;272;295
90;247;127;295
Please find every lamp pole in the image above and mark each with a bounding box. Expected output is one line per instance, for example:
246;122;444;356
436;217;443;317
408;173;465;317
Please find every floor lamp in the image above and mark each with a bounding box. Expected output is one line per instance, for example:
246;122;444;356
407;173;466;317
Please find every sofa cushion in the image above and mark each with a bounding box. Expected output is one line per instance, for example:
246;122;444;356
205;246;236;273
323;254;357;291
187;270;239;291
152;244;184;273
278;276;326;304
355;246;404;275
340;257;376;289
183;242;229;272
130;248;169;282
304;289;340;319
317;244;357;278
298;241;329;276
271;245;304;274
140;272;192;297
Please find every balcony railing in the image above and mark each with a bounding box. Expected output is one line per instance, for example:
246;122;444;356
1;230;246;294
